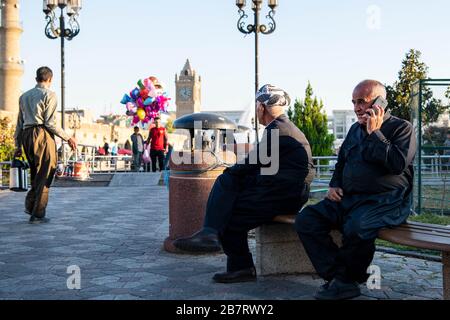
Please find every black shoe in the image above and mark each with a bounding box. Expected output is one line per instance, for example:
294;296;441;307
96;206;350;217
213;267;257;284
314;278;361;300
173;229;221;253
29;216;51;224
317;281;331;294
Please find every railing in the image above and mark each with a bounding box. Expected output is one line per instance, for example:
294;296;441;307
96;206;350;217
312;156;337;185
60;144;132;173
90;155;133;173
2;154;449;187
312;155;450;183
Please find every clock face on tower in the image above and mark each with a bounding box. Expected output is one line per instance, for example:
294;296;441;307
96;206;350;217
179;87;192;100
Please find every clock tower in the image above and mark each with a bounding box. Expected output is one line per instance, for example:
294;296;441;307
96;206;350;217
175;59;201;118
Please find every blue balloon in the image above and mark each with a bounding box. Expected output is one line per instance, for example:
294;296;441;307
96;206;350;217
130;88;140;100
144;97;154;105
120;94;132;105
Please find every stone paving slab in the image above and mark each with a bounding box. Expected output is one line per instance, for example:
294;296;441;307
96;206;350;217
0;175;444;300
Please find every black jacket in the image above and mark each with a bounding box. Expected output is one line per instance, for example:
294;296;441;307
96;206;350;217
228;114;315;183
330;112;416;195
225;114;316;215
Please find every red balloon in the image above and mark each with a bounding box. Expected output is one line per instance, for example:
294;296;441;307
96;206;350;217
140;88;149;99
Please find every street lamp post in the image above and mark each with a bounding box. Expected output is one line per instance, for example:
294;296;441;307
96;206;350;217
42;0;81;131
235;0;277;143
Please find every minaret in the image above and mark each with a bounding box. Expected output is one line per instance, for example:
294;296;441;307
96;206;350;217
0;0;23;119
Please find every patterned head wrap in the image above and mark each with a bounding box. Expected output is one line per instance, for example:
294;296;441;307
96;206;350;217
255;84;291;107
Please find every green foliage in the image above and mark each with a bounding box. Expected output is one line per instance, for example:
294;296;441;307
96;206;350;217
0;117;15;162
165;118;174;133
409;213;450;226
423;126;448;154
288;82;334;156
388;49;449;124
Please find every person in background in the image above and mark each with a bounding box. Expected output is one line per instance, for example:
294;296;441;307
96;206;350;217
131;126;145;172
143;141;152;172
110;139;118;165
147;117;168;172
13;66;77;224
103;139;110;156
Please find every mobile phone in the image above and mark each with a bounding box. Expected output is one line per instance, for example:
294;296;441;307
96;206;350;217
367;96;388;116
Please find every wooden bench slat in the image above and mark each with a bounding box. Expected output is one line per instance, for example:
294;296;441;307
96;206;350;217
378;229;450;252
272;215;450;252
273;215;450;235
406;221;450;232
393;226;450;237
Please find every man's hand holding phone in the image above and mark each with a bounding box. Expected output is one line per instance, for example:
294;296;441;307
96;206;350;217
365;105;385;135
364;96;388;135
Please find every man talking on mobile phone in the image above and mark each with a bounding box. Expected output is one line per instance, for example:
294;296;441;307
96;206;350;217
295;80;416;300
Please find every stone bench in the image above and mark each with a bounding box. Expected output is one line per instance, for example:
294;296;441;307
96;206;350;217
255;214;450;300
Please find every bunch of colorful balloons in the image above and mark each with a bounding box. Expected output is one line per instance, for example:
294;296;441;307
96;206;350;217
120;76;171;125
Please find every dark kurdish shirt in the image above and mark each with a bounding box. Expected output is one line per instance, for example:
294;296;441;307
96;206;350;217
227;114;316;184
329;112;417;195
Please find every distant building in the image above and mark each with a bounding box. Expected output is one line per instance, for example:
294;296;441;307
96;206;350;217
330;110;357;149
56;109;135;150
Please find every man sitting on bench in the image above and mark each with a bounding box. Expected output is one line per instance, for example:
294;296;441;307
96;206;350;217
174;84;315;283
295;80;417;300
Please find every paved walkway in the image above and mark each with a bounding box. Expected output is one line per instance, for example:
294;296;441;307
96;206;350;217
0;173;444;300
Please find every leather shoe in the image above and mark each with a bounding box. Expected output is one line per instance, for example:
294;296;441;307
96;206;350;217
317;281;331;294
173;229;221;253
213;267;257;283
314;278;361;300
29;216;51;224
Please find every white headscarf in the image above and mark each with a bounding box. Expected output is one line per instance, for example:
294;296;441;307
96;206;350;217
255;84;291;107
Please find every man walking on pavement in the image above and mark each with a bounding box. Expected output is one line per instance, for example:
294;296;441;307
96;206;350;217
14;66;77;224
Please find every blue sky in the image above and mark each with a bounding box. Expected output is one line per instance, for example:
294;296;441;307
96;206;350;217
19;0;450;117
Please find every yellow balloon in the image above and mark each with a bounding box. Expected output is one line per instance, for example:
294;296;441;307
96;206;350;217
137;109;146;120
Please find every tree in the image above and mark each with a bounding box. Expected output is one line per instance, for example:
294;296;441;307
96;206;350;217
0;117;15;162
165;118;175;134
388;49;449;124
423;126;448;155
288;82;334;156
